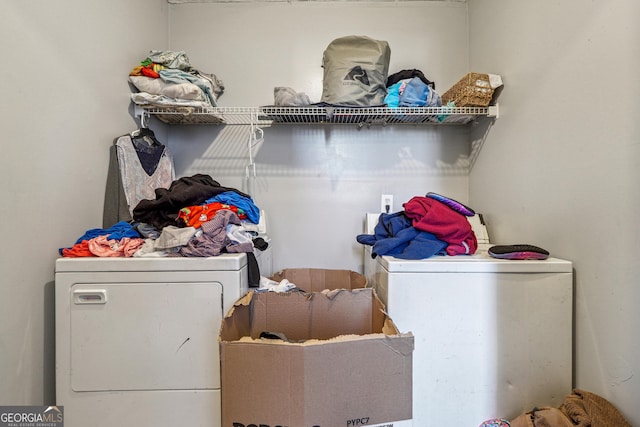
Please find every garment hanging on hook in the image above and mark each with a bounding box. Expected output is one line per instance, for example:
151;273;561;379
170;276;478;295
118;133;174;214
130;130;165;174
103;129;175;228
131;126;161;148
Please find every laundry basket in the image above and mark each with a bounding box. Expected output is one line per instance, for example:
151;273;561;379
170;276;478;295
442;72;496;107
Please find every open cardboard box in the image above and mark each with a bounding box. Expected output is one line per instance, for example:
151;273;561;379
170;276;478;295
220;287;414;427
270;267;367;292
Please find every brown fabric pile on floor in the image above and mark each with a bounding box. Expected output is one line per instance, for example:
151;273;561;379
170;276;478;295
509;389;631;427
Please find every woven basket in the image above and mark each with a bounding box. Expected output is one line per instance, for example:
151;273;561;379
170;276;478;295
442;72;495;107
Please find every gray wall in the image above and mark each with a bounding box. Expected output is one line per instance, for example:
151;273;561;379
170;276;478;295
1;0;639;425
167;1;474;271
468;0;640;423
0;0;168;405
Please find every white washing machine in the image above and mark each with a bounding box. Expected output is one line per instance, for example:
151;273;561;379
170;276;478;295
55;248;272;427
363;214;573;426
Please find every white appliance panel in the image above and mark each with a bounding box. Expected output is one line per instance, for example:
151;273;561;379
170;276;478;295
55;250;270;427
377;252;572;273
365;246;573;426
54;254;249;273
70;282;223;392
61;390;220;427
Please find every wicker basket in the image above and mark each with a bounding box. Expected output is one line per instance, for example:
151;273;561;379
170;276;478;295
442;72;495;107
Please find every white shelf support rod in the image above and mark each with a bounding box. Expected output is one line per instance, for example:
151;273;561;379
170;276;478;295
245;110;264;179
133;105;152;128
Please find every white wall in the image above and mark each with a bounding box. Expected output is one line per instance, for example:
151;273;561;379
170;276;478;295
167;1;474;271
0;0;168;405
468;0;640;424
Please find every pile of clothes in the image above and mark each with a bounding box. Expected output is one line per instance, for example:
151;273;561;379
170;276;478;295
357;192;477;259
61;174;267;264
384;69;442;108
129;50;224;110
479;388;632;427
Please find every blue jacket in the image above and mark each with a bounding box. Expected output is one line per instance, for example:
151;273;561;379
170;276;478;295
356;212;447;259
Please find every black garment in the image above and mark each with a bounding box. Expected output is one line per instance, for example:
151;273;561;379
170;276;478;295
387;69;435;89
131;129;166;176
252;237;269;251
247;252;260;288
132;174;251;230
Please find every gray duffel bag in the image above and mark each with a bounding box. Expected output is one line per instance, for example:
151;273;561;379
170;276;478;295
320;35;391;107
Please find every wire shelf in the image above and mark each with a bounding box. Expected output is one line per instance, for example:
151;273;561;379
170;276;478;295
260;106;491;126
136;105;496;126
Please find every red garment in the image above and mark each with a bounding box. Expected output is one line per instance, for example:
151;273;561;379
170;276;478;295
61;240;94;257
403;196;477;255
178;202;246;228
140;67;160;78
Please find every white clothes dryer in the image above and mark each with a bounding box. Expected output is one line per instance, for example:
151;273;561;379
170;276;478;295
363;214;573;426
55;248;272;427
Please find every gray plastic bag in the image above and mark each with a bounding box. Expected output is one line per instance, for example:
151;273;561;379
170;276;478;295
321;35;391;106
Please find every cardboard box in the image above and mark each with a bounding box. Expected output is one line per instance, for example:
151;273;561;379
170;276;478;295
220;288;413;427
270;268;367;292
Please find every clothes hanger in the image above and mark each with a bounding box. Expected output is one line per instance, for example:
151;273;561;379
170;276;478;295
130;111;148;137
134;127;156;139
130;112;161;146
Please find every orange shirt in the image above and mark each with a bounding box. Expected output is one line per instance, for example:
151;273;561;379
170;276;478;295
178;202;246;228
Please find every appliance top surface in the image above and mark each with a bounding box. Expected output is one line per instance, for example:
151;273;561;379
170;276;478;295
55;252;250;273
376;246;573;273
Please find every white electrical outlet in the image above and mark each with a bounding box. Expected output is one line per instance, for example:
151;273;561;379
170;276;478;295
381;194;394;213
